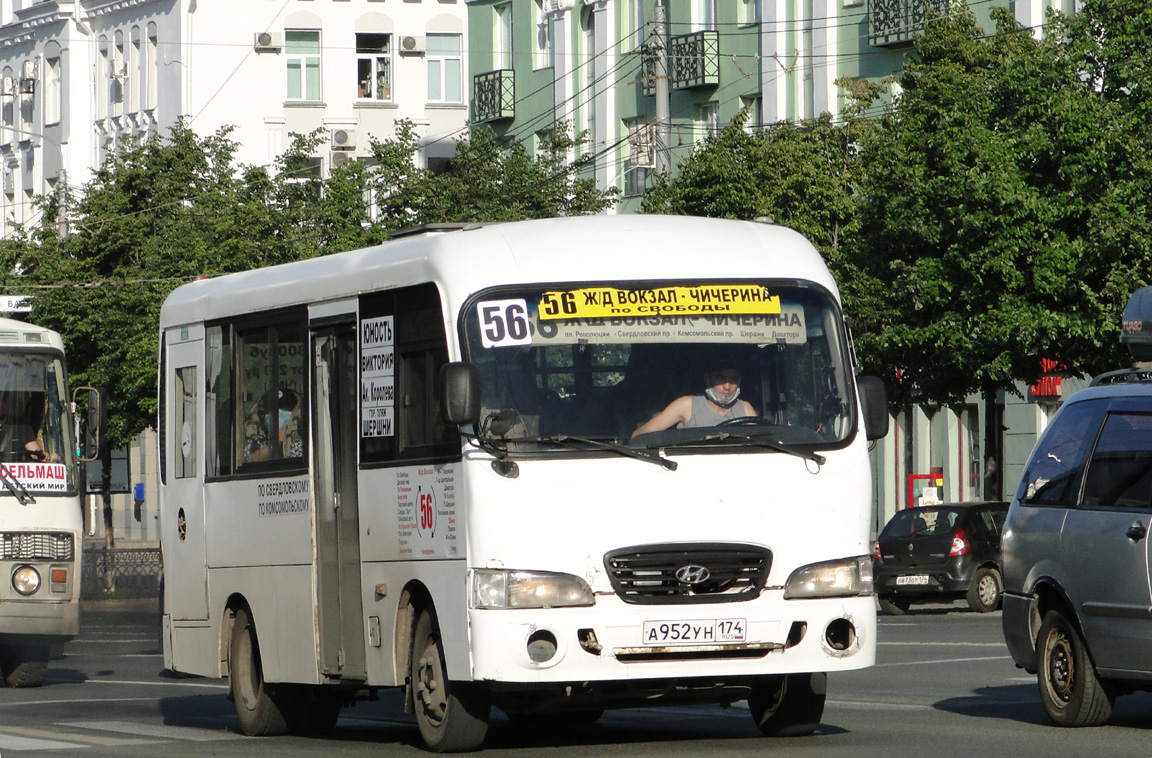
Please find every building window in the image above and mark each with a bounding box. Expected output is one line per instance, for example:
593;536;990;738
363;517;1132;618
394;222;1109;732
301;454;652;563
146;25;158;111
696;0;717;31
357;33;392;100
534;0;552;69
632;0;646;48
698;101;720;140
45;57;61;126
738;0;759;24
495;3;513;70
623;118;652;197
740;94;761;132
426;34;462;103
286;30;321;101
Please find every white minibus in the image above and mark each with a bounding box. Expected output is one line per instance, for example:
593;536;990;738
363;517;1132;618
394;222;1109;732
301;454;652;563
0;318;95;687
158;215;887;751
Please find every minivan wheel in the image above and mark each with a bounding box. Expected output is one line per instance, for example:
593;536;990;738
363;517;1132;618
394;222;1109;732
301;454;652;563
966;567;1002;613
1036;609;1114;727
877;596;910;615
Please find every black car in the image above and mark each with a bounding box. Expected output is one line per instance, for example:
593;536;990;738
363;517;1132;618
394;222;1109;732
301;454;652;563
872;502;1009;615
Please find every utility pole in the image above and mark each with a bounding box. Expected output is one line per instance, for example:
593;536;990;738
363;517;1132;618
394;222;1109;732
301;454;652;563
653;0;671;174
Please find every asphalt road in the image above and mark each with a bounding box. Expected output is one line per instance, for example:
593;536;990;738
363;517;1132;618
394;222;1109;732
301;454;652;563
3;600;1152;757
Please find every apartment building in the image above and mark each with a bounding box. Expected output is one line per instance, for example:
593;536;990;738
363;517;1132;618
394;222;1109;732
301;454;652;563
0;0;469;238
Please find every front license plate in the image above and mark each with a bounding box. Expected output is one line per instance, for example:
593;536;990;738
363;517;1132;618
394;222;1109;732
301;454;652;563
642;619;747;645
896;574;930;586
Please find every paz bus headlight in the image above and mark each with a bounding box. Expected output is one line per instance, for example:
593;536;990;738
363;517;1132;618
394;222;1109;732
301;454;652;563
12;565;41;596
472;570;594;609
784;556;873;599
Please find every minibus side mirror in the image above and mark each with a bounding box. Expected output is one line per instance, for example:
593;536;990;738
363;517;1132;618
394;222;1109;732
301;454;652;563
440;362;481;427
857;376;889;441
73;386;108;462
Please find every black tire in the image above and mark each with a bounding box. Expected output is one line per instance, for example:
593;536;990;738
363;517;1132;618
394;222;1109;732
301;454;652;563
1;647;48;688
411;607;490;752
229;606;293;736
1036;609;1113;727
877;595;910;616
966;567;1002;613
748;673;826;737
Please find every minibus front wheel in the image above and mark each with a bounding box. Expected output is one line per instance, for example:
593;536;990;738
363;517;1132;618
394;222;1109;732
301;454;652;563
410;606;490;752
229;605;293;736
748;672;826;737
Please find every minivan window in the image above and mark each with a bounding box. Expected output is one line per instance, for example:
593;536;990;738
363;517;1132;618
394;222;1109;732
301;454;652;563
1017;398;1106;505
1081;411;1152;509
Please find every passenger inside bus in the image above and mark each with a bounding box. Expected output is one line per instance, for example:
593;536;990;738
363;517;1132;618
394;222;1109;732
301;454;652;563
630;358;757;439
243;388;302;462
0;391;45;460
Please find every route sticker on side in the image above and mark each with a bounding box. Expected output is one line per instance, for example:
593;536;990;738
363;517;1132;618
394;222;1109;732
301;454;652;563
396;463;458;558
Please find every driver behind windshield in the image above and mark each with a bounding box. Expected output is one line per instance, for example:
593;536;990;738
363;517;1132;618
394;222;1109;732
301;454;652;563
631;359;756;439
0;391;45;460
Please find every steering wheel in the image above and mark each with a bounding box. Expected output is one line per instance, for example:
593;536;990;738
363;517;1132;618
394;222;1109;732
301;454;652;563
716;415;767;428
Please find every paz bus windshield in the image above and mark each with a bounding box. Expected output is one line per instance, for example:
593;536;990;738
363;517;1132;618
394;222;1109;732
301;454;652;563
461;280;855;450
0;351;76;491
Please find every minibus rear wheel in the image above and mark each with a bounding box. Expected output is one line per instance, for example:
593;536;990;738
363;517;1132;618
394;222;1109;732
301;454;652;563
748;672;826;737
229;605;293;736
410;607;490;752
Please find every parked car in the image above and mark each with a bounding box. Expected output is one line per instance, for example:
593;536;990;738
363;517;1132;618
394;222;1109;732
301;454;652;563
1003;287;1152;727
872;501;1009;615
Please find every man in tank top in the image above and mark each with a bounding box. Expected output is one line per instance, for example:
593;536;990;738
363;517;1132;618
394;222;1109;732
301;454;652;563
631;364;755;438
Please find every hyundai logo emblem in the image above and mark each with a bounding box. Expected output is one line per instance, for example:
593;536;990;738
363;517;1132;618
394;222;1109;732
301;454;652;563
675;564;711;584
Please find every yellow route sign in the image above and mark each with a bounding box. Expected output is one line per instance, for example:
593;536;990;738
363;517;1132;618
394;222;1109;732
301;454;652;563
538;285;781;320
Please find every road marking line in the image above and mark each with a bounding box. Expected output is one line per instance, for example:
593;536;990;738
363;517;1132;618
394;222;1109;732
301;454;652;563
0;725;163;747
0;733;82;751
58;721;244;742
0;697;159;708
66;678;228;689
878;641;1006;647
875;655;1013;667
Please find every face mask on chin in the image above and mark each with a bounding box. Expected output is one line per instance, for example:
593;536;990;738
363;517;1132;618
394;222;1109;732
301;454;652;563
705;386;740;409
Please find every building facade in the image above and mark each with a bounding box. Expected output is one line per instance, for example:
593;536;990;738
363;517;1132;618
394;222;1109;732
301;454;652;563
0;0;469;238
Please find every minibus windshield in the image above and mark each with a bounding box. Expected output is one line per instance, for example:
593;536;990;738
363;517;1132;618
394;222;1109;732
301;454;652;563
461;281;855;451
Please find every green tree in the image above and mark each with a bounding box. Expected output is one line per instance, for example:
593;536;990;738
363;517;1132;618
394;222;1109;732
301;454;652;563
368;122;615;232
854;5;1143;408
641;83;880;279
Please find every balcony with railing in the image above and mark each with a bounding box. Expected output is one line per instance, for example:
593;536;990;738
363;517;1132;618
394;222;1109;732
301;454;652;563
472;69;515;123
670;30;719;91
869;0;951;46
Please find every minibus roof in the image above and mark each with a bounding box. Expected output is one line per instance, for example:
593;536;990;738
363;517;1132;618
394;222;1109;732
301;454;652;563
159;215;839;329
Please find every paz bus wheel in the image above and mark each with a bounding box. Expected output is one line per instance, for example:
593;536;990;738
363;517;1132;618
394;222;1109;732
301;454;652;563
749;672;826;737
410;607;490;752
1036;609;1113;727
229;606;292;736
0;647;48;688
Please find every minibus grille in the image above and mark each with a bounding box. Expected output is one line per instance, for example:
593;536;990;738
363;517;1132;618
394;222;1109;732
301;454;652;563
604;544;772;604
1;532;75;561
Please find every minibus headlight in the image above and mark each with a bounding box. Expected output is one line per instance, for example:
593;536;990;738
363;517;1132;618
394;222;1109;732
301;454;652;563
472;570;594;609
784;556;873;599
12;565;41;596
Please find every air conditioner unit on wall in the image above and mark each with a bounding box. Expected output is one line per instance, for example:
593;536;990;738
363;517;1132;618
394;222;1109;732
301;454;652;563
330;151;352;170
254;31;283;52
330;128;356;151
21;60;35;80
399;35;425;55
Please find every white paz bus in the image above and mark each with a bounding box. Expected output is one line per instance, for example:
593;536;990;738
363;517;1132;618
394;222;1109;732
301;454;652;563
158;216;888;751
0;318;99;688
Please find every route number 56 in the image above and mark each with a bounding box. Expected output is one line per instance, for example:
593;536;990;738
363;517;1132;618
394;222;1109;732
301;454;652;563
477;299;532;348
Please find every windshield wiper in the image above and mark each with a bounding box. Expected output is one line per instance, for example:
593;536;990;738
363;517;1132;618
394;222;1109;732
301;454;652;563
532;435;678;470
642;430;826;466
0;461;35;505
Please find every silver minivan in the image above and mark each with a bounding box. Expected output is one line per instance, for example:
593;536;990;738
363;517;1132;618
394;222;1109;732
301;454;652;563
1002;288;1152;727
